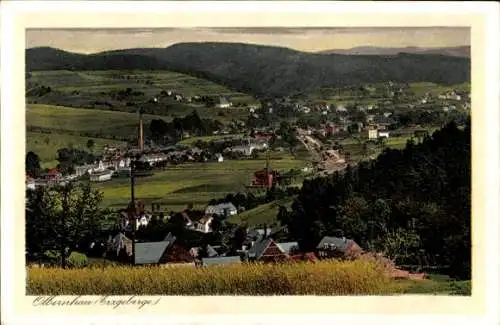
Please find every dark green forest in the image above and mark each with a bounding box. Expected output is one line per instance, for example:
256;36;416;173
26;43;470;97
278;120;471;279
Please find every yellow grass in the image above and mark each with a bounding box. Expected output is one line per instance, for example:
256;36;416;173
27;260;400;295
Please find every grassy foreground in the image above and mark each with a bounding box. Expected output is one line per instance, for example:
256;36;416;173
27;260;400;295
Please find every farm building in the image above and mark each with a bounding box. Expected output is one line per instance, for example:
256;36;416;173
89;170;113;182
316;236;363;260
247;238;290;263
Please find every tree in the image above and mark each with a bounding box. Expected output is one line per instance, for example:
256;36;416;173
149;119;169;141
26;151;41;178
25;182;104;268
86;139;95;153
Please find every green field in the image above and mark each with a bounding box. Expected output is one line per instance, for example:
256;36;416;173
409;82;470;97
95;155;307;211
29;70;256;104
27;131;127;169
27;104;162;140
398;274;471;295
178;133;246;146
229;199;294;226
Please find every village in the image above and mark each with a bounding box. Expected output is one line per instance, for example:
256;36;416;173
25;80;471;284
26;82;471;190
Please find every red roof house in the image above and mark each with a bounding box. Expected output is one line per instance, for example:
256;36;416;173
247;238;290;263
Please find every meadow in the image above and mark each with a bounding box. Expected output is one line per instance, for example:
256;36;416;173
26;103;161;140
177;133;246;146
26;258;471;296
27;131;127;169
95;153;308;212
27;259;398;295
29;70;256;105
230;199;294;226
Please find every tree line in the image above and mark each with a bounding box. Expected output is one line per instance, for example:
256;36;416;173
149;110;224;143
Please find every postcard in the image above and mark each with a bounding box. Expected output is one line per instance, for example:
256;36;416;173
1;1;499;325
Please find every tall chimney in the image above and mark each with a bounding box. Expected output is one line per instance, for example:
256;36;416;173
139;114;144;152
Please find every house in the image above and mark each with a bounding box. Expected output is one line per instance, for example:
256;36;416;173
89;170;113;182
107;233;133;258
26;176;36;191
253;131;274;142
190;245;219;258
194;215;214;233
201;256;242;267
246;227;273;244
289;252;319;263
134;240;174;265
378;131;390;138
316;236;363;259
75;165;93;177
247;238;290;263
134;234;193;265
136;215;151;228
276;242;299;255
227;145;255;156
336;105;347;113
204;202;238;216
139;153;168;166
216;97;232;108
368;129;378;139
216;153;224;163
41;168;62;182
374;116;396;130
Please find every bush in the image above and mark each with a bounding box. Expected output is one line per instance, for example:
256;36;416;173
42;251;88;268
27;259;399;295
68;252;88;268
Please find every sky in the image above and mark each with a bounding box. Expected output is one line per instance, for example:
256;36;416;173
26;27;470;54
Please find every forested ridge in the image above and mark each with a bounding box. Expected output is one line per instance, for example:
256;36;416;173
279;120;471;279
26;43;470;97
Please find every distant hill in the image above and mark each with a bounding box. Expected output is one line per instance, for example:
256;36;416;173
319;45;470;58
26;43;470;97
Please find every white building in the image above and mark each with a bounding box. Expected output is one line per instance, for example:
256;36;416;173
195;216;214;233
89;170;113;182
139;154;168;166
216;97;232;109
205;202;238;216
136;215;150;229
336;105;347;112
216;153;224;163
378;131;390;138
26;179;36;191
368;129;378;139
